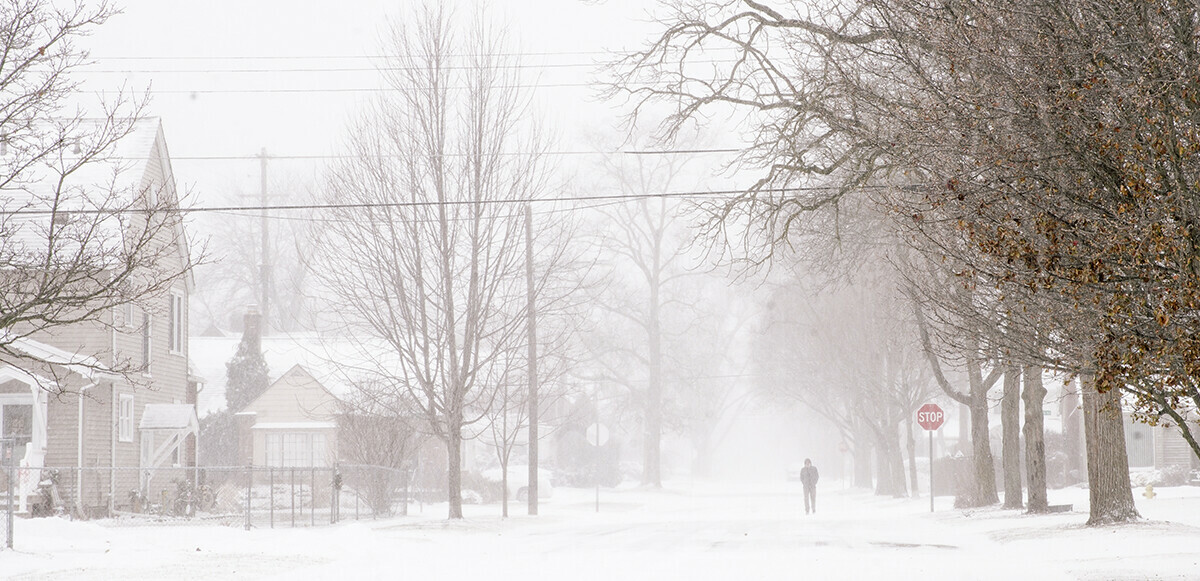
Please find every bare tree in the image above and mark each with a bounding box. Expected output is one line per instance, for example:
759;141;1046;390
582;142;709;487
335;390;425;516
190;176;319;335
0;1;194;387
311;3;554;519
670;281;756;479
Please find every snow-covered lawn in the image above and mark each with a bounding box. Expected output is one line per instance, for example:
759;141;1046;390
3;480;1200;580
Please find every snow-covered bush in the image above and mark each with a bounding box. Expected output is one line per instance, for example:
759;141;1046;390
1130;465;1192;487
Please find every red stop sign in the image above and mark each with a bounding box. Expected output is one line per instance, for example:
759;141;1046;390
916;403;945;431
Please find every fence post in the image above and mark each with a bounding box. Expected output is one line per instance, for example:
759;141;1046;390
310;467;315;527
244;466;252;531
290;469;295;528
269;468;274;529
4;439;14;549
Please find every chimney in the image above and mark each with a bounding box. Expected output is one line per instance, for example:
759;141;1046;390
243;305;263;350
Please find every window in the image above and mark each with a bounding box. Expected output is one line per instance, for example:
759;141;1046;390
1;402;32;465
168;292;184;354
141;313;152;373
122;304;135;329
119;395;134;442
265;432;327;467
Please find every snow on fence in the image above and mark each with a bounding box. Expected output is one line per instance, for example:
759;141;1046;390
1;464;414;533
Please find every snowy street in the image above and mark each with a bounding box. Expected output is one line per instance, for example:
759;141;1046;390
5;481;1200;580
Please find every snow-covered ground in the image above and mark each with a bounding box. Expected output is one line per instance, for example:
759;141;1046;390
3;480;1199;580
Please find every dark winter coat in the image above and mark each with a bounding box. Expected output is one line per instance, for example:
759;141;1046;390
800;465;819;488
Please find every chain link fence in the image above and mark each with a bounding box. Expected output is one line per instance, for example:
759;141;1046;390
1;464;416;534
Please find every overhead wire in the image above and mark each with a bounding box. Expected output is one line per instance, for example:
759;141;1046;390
210;195;633;226
89;50;620;61
5;184;862;218
151;148;743;161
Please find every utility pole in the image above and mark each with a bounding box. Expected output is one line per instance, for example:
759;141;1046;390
258;148;270;333
524;203;539;515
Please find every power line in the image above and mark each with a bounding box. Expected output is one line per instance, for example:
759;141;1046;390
91;51;619;61
154;148;742;161
180;188;759;214
144;83;592;94
212;196;631;226
6;185;854;217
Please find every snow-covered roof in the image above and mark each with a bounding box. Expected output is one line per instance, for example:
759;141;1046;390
190;333;400;417
139;403;199;431
2;334;116;381
0;119;170;262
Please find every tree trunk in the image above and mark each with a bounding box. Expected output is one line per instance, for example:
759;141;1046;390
1022;364;1048;513
958;402;970;453
501;462;509;518
872;424;907;497
447;422;464;519
1001;364;1023;509
906;416;919;498
1081;374;1139;525
966;388;999;506
644;276;663;487
873;447;894;496
1061;378;1085;484
853;438;873;488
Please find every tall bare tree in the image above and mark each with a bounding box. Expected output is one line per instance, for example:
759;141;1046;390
311;3;552;519
584;146;704;487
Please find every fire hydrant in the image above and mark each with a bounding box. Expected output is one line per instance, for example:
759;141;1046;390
1144;484;1156;499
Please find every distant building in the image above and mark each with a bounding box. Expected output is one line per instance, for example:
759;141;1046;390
236;364;340;468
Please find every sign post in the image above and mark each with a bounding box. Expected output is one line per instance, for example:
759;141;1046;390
916;403;946;513
586;421;608;513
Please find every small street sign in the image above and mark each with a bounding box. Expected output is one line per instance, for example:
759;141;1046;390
915;404;945;513
916;403;945;431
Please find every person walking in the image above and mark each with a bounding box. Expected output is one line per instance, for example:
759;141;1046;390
799;458;819;515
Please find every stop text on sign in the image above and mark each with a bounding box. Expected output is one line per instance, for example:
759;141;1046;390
916;403;945;431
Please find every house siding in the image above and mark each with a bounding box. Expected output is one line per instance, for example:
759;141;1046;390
18;121;194;516
1156;423;1200;470
243;365;340;467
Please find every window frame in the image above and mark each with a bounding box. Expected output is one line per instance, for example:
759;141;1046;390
121;303;135;329
141;312;152;375
265;432;327;468
167;292;184;355
118;394;134;443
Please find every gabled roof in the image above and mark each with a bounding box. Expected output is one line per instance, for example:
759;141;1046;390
191;334;396;417
242;363;339;414
0;117;193;289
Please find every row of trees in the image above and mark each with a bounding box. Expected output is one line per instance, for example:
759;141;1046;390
612;0;1200;525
